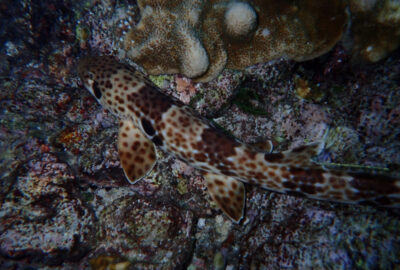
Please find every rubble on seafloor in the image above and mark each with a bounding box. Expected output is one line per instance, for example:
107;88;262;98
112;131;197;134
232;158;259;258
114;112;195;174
0;0;399;269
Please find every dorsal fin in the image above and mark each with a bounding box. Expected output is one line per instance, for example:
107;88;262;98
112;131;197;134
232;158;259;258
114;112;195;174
118;120;157;183
280;141;324;167
203;172;245;223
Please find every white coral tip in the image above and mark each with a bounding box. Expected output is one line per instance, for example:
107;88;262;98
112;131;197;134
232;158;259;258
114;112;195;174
224;2;258;38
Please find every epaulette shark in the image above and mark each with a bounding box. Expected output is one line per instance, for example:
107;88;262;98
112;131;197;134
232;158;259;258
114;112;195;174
78;56;400;223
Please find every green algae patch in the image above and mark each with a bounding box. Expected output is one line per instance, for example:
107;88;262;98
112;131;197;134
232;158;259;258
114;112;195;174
149;75;173;88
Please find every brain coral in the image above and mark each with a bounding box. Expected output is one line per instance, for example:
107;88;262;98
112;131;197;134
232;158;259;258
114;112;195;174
124;0;348;82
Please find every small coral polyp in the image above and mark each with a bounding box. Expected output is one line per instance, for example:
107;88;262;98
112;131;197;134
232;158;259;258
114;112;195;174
124;0;348;82
224;2;257;39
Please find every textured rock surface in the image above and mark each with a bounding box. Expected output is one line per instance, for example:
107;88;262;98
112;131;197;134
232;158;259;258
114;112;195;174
0;0;399;269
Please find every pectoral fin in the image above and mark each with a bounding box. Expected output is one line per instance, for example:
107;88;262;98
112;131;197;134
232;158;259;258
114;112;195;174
118;120;157;184
203;172;245;223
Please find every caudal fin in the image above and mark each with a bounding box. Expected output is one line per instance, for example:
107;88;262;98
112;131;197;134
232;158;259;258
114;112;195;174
255;143;400;207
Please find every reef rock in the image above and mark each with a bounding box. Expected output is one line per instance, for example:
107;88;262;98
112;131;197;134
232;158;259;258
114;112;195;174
124;0;348;82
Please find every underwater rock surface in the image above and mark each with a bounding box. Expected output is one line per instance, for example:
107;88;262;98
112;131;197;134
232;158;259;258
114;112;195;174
0;0;399;269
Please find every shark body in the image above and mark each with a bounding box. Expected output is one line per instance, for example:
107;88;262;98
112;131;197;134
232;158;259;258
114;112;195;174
78;56;400;222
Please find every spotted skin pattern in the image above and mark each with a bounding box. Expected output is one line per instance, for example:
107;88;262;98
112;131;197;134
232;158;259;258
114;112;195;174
78;56;400;223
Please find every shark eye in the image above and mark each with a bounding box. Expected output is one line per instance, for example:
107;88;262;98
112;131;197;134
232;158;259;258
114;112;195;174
92;81;102;99
141;118;155;136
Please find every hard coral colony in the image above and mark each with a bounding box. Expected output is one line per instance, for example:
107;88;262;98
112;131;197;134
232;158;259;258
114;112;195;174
78;56;400;222
124;0;348;82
